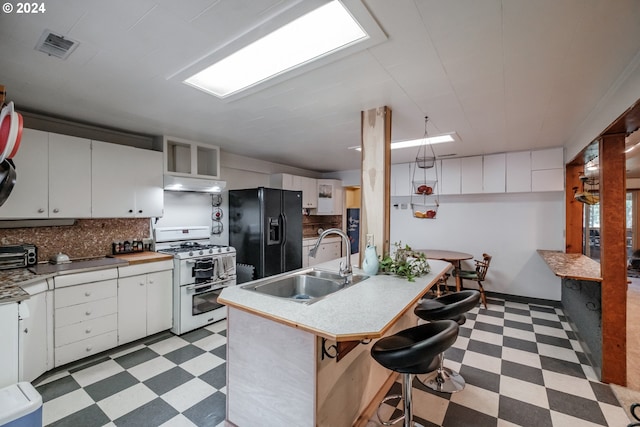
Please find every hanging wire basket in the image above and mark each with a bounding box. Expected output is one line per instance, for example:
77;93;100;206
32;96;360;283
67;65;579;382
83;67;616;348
415;156;435;169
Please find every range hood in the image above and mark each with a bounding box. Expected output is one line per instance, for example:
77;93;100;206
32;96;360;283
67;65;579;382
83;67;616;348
164;175;226;193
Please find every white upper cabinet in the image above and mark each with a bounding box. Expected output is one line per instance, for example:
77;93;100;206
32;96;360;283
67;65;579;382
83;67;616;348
0;128;49;218
390;163;412;196
483;154;506;193
164;136;220;179
49;133;92;217
440;158;461;195
461;157;483;194
531;148;564;192
506;151;532;193
270;173;318;208
531;147;563;170
92;141;163;218
315;179;343;215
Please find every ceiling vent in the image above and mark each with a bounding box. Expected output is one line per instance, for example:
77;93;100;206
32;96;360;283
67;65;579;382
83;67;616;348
35;30;79;59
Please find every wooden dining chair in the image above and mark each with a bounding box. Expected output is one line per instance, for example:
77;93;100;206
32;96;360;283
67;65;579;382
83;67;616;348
452;253;492;308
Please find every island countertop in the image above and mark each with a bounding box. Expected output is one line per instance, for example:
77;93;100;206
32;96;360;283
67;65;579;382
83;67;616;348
218;258;451;341
537;249;602;282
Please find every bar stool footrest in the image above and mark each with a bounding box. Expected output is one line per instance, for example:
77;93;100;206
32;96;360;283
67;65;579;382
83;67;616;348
418;367;466;393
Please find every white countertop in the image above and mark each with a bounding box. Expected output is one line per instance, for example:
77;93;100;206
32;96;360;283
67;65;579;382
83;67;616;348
219;258;451;341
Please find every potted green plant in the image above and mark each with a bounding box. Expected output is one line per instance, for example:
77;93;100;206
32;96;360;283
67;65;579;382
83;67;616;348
379;242;430;282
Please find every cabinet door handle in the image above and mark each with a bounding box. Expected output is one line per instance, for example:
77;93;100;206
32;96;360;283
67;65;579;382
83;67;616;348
86;346;92;352
138;209;143;213
85;291;91;297
139;282;145;286
23;328;28;334
85;328;92;334
128;209;133;213
38;208;44;213
85;310;91;316
53;208;60;213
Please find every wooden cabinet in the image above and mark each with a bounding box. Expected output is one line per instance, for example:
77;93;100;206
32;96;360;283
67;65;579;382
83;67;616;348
270;173;318;208
315;179;343;215
49;133;92;217
53;270;118;367
92;141;164;218
440;158;461;195
0;129;49;218
483;153;506;193
19;280;54;383
117;261;173;345
303;237;342;267
164;135;220;179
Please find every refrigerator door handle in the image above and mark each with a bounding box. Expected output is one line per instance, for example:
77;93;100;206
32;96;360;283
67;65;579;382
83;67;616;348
280;213;287;247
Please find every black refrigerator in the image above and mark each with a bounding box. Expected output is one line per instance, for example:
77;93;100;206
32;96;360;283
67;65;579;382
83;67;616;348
229;187;302;281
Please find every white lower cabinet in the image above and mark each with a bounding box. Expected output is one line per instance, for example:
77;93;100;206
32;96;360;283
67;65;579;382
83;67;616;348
117;262;173;346
53;272;118;367
19;280;54;383
0;302;19;388
303;237;342;267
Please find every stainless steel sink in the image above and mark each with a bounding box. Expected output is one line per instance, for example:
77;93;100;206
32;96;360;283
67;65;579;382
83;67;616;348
241;268;369;304
304;269;369;284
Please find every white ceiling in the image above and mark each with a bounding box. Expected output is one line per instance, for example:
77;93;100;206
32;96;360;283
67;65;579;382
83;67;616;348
1;0;640;172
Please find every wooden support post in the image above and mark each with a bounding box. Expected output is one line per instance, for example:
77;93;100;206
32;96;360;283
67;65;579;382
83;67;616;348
360;106;391;263
599;134;627;385
565;162;584;254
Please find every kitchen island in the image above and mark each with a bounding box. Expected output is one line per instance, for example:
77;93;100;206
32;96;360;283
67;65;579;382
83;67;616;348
218;258;451;427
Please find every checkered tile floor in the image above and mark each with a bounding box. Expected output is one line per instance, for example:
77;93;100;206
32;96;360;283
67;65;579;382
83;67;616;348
34;297;631;427
34;320;228;427
369;298;630;427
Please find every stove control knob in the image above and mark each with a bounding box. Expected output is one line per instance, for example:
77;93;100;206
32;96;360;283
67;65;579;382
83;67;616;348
225;247;230;252
189;251;194;257
199;250;204;255
217;247;222;253
208;248;213;254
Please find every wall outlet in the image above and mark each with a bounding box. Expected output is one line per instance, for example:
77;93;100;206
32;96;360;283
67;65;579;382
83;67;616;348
366;233;374;247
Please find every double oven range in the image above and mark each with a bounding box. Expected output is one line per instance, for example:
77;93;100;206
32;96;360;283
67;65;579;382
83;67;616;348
155;226;236;335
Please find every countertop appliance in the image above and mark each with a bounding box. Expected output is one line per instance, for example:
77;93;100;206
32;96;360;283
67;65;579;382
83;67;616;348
229;187;302;282
0;244;37;270
154;226;236;335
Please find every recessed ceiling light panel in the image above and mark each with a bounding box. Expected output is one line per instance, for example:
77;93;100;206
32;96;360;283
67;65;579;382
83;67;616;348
172;0;386;101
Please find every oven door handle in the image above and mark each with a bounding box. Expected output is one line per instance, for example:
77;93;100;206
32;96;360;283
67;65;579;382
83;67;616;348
185;278;234;292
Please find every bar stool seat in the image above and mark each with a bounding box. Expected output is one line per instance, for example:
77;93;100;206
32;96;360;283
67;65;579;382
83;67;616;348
414;290;481;393
371;320;459;427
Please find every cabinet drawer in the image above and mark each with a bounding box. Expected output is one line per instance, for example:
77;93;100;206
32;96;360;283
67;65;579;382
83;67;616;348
118;260;173;277
54;268;118;288
54;280;117;309
55;297;117;327
55;313;117;347
54;330;118;367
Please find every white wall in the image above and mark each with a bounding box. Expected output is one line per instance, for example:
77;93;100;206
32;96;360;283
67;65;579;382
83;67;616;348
390;192;564;301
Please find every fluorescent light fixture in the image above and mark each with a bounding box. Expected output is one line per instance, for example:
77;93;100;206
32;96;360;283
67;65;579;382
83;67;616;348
184;1;368;98
349;133;458;151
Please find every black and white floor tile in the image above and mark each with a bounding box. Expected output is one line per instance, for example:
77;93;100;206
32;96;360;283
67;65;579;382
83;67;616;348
34;320;228;427
34;297;631;426
370;298;630;427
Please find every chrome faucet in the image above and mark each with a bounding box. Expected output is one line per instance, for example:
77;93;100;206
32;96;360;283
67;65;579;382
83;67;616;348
309;228;352;283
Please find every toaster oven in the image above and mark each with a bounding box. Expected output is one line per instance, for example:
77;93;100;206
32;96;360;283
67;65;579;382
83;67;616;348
0;244;37;270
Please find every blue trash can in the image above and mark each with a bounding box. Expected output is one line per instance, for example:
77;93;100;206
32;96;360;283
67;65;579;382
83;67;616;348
0;382;42;427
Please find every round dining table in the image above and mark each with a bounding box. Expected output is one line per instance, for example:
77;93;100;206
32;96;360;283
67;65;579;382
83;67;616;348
414;249;474;292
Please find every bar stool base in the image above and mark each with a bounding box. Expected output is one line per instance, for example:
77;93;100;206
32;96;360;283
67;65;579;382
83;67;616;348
418;367;465;393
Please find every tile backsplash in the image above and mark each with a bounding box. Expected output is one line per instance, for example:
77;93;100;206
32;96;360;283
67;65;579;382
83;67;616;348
0;218;150;262
303;215;342;238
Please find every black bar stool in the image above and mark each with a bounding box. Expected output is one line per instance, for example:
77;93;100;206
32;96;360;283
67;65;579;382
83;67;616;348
371;320;459;427
414;290;480;393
